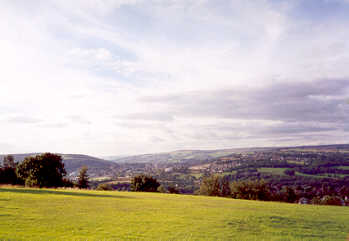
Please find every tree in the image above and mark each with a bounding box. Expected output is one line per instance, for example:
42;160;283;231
199;175;231;197
77;166;89;189
3;155;16;168
0;167;19;184
231;180;270;201
280;186;297;203
131;174;160;192
0;155;19;184
16;153;66;187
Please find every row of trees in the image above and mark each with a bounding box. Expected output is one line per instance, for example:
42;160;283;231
0;153;89;189
199;175;349;206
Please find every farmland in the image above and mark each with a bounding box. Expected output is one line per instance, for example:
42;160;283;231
0;186;348;240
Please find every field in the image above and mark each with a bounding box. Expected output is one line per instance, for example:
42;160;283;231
257;168;287;176
0;187;348;241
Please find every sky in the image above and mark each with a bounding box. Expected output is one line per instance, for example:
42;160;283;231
1;0;349;156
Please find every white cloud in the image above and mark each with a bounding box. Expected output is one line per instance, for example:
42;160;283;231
0;0;348;155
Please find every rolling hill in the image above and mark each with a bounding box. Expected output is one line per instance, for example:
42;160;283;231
108;144;349;164
0;186;347;240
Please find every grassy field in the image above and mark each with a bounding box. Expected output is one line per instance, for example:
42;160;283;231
257;167;287;175
0;187;348;241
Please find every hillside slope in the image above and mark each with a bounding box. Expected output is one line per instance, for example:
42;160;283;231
0;186;348;240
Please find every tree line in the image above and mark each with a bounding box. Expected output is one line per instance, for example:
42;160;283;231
0;153;89;189
198;175;349;206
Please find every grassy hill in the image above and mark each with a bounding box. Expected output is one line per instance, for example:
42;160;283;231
0;186;348;240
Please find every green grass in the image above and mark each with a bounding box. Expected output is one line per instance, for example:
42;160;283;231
258;168;287;175
286;160;305;165
257;167;348;179
295;172;335;179
336;166;349;170
0;187;348;241
218;171;237;176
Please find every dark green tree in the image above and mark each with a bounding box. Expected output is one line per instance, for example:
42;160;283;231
131;174;160;192
0;154;19;184
16;153;66;187
231;180;270;201
77;166;89;189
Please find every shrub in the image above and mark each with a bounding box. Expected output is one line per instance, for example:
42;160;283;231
168;186;179;194
157;185;168;193
96;183;113;191
320;195;343;206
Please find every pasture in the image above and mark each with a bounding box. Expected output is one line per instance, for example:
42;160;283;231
0;186;348;240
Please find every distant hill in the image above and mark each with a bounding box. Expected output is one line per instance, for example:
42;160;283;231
110;144;349;164
1;144;348;178
0;153;118;177
110;147;274;164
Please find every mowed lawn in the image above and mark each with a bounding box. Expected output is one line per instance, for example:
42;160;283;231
0;187;348;241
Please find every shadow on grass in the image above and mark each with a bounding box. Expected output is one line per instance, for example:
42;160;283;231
0;187;132;199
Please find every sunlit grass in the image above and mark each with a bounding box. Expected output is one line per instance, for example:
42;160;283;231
0;186;348;240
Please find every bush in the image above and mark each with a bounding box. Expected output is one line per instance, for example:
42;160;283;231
157;185;168;193
168;186;179;194
96;183;113;191
320;195;343;206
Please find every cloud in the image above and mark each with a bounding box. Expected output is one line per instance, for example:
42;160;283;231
67;115;92;125
142;78;349;123
7;116;42;124
39;123;69;128
1;0;349;155
115;112;174;122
